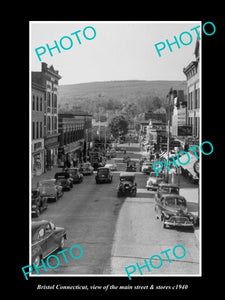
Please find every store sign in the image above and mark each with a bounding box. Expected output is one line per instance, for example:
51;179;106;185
32;139;44;152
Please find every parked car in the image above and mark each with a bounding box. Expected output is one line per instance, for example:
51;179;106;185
155;183;180;202
32;220;67;267
117;172;137;197
155;194;194;228
80;162;94;175
96;167;113;183
37;179;63;202
141;161;153;174
126;160;137;172
54;172;73;190
67;167;83;183
104;162;117;171
146;172;164;190
31;188;48;217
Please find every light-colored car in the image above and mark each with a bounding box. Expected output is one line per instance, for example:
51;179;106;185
80;162;94;175
146;172;164;191
104;162;117;171
141;161;153;174
37;179;63;202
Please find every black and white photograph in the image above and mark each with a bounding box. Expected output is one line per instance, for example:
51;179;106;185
23;19;218;294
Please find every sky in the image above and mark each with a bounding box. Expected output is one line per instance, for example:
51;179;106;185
30;21;201;85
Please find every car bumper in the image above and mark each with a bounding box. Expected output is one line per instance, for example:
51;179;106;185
146;183;158;190
164;220;194;227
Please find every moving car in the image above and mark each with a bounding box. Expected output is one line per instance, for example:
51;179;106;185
31;188;48;217
126;160;137;172
146;172;164;190
32;220;67;267
141;161;153;174
37;179;63;202
104;162;117;171
96;167;113;183
80;162;94;175
67;167;83;183
117;172;137;197
155;183;180;202
54;172;73;191
155;194;194;228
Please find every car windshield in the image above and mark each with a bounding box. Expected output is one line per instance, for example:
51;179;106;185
69;169;78;174
160;186;179;194
150;173;157;177
120;176;134;182
164;197;186;207
39;180;54;186
98;168;109;175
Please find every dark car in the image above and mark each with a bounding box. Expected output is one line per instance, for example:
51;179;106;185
67;167;83;183
32;220;67;267
96;167;113;183
126;160;137;172
31;189;48;217
155;183;180;202
54;172;73;190
117;172;137;197
155;194;194;228
38;179;63;202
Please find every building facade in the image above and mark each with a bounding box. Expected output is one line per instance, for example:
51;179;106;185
32;63;61;170
31;82;45;176
171;90;187;137
58;112;92;167
183;39;200;143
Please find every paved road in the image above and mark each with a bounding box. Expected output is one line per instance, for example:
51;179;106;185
32;151;199;276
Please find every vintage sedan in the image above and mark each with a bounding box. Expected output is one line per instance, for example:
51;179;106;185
96;167;113;183
117;172;137;197
141;161;153;174
155;183;180;202
126;160;137;172
155;194;194;228
67;167;83;183
32;220;67;267
146;172;164;190
80;162;94;175
31;188;48;217
38;179;63;202
54;172;73;190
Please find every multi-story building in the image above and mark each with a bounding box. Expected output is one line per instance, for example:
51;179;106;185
32;62;62;170
171;90;188;137
31;81;45;176
183;39;200;143
58;111;92;167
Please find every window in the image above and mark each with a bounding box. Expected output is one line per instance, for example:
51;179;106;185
36;121;39;139
40;122;42;138
32;122;35;139
47;116;51;131
32;95;35;111
38;228;44;239
40;97;42;111
36;96;39;111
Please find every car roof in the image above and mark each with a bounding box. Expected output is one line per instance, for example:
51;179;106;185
120;171;135;177
158;183;179;188
162;194;186;200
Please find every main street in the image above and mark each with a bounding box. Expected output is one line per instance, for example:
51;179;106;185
32;145;200;276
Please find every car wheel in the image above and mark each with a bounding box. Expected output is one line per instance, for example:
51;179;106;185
34;255;41;267
59;236;65;249
161;216;166;228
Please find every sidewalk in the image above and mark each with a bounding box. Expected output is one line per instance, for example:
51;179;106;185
31;166;62;188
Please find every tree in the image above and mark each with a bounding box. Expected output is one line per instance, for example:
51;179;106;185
109;115;129;139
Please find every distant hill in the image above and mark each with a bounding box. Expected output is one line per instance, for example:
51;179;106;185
58;80;187;115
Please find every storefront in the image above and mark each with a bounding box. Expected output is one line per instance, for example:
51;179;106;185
58;141;84;168
32;139;45;176
44;135;59;170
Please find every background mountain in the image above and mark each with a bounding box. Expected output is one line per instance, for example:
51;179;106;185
58;80;187;117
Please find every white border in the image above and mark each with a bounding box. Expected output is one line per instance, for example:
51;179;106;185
29;20;202;278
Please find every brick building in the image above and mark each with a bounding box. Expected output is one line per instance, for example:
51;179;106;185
32;62;62;170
